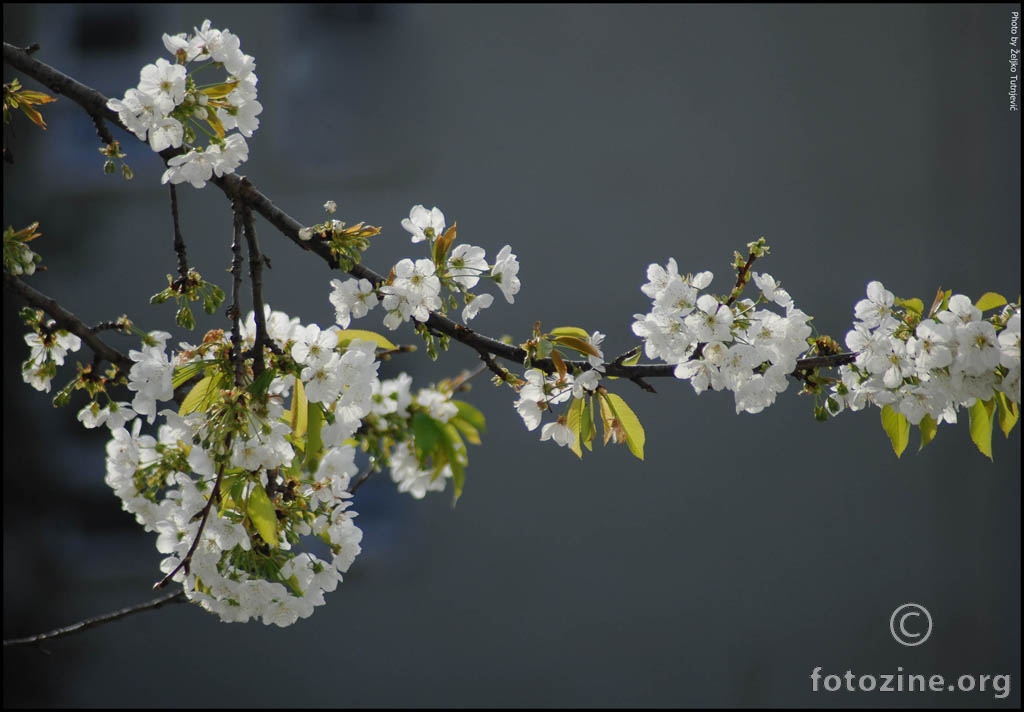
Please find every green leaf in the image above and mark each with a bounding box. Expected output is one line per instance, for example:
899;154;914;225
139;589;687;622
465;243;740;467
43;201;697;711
918;413;938;450
247;482;278;548
180;374;223;416
336;329;397;351
176;304;195;330
286;377;308;439
548;326;591;341
895;297;924;315
440;423;466;503
204;104;227;138
304;402;325;472
880;405;910;458
551;349;567;379
433;224;457;265
202;284;225;315
550;335;600;359
974;292;1008;312
412;412;444;465
150;288;172;305
968;398;995;460
939;289;952;312
566;397;584;458
597;393;616;446
452;400;486;433
246;367;277;398
450;416;482;445
227;475;246;510
995;392;1019;438
620;346;642;367
603;392;646;461
580;395;595;451
173;360;209;390
200;80;240;100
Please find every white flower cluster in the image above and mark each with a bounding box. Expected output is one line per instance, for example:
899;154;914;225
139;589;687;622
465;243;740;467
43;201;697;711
363;373;465;500
632;260;813;414
513;331;605;445
126;330;175;422
21;328;82;393
327;205;521;332
106;20;261;188
79;298;477;624
99;316;371;625
381;258;443;330
831;282;1020;423
93;311;376;625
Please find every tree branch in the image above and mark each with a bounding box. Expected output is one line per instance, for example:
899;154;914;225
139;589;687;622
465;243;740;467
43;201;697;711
2;590;186;648
240;193;269;376
3;42;861;388
169;184;191;282
3;271;132;374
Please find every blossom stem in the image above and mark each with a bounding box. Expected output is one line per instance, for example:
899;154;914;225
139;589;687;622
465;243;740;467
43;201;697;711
347;462;376;494
154;457;229;589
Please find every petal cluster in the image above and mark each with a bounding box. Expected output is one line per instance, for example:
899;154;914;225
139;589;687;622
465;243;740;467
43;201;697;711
831;283;1020;424
632;261;810;414
106;20;261;188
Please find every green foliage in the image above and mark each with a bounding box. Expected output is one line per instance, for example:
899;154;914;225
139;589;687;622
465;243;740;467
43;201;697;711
918;414;938;450
860;289;1020;459
412;412;469;503
247;482;279;548
180;373;224;416
335;329;397;351
285;377;308;439
150;269;225;329
602;392;645;461
303;402;325;472
3;78;56;131
563;390;645;461
450;400;486;445
975;292;1008;312
968;399;995;461
880;405;910;458
995;392;1019;438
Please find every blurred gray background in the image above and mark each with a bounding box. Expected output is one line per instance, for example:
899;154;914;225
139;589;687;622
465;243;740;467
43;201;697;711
3;4;1020;707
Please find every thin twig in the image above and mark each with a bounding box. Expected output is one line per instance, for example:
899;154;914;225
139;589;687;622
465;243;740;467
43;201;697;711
240;192;267;377
154;458;228;589
229;197;246;386
477;349;512;382
726;248;759;307
347;461;377;495
3;271;131;374
3;590;186;648
445;362;489;392
169;184;190;282
89;319;130;334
